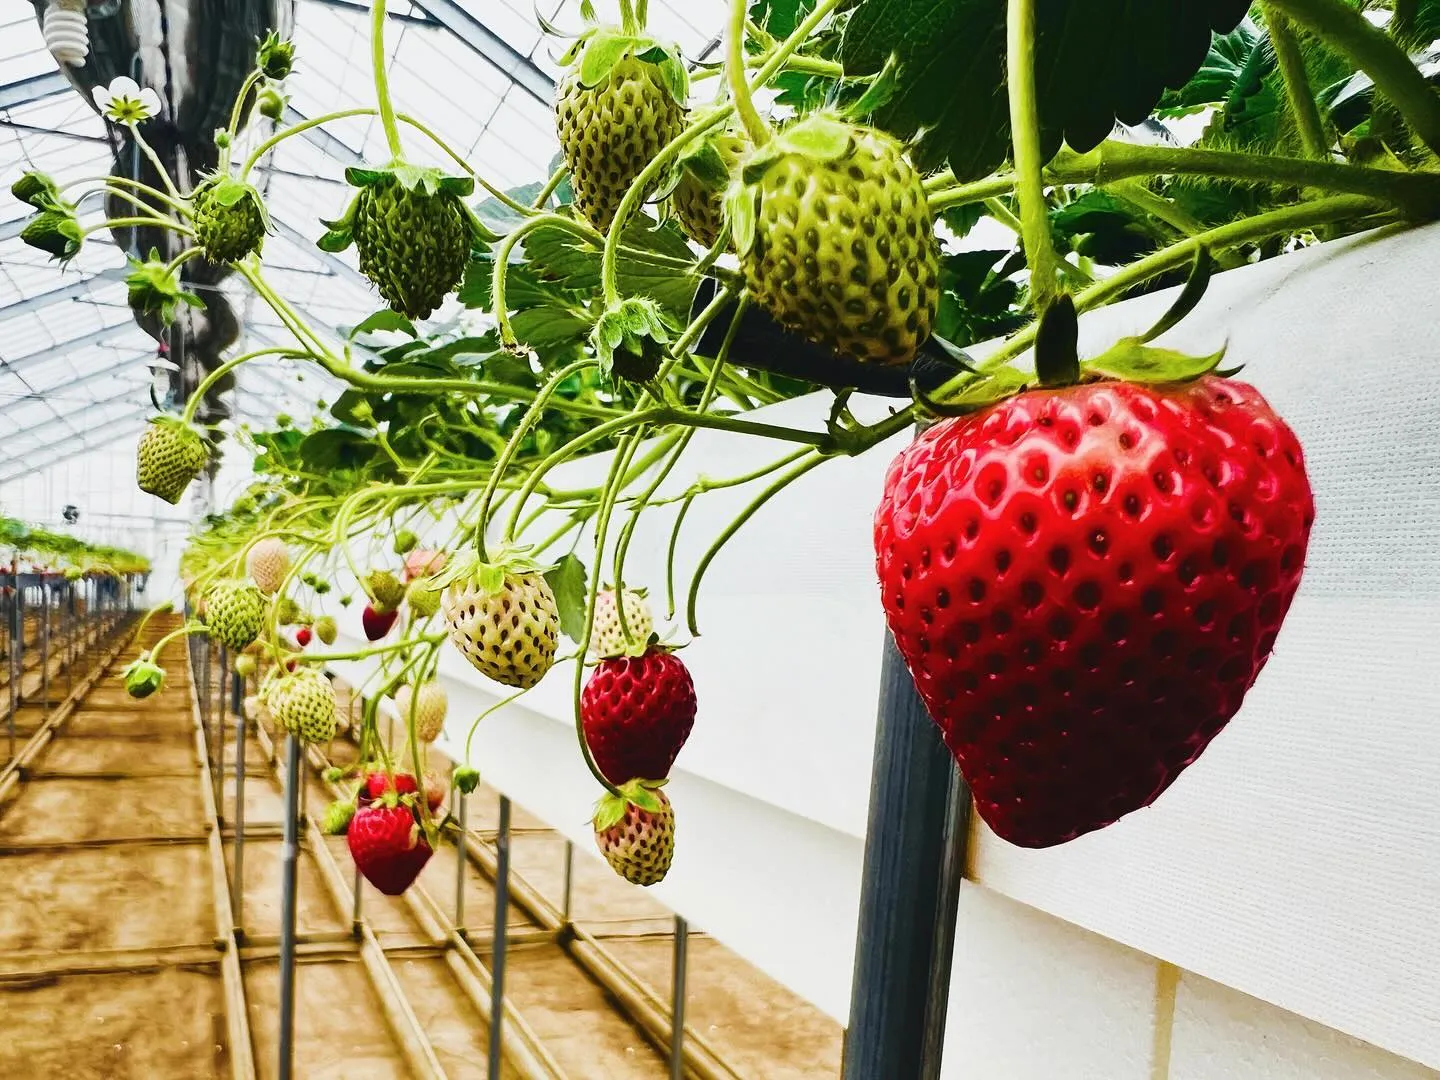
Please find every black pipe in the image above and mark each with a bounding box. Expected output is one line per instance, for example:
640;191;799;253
689;278;972;398
841;633;971;1080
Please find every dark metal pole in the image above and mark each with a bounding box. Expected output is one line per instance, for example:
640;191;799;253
560;840;574;927
488;794;511;1079
841;633;971;1080
453;784;468;934
670;915;689;1080
232;669;247;936
214;647;227;823
277;734;303;1080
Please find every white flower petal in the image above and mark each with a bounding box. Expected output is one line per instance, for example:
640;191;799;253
91;85;111;109
138;88;161;113
108;75;140;97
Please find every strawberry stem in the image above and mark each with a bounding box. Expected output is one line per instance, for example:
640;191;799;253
727;0;771;146
370;0;405;160
1263;5;1330;161
1005;0;1063;317
1267;0;1440;157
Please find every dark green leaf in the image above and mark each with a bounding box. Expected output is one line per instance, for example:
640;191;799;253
299;428;380;472
840;0;1252;180
346;309;418;340
543;553;589;643
1084;339;1227;383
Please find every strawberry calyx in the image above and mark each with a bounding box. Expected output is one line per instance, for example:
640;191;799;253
593;778;668;830
429;545;546;596
550;17;688;109
591;298;673;384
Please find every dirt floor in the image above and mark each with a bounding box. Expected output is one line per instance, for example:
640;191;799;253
0;613;844;1078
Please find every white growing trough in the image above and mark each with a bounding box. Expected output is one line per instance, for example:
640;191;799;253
325;218;1440;1078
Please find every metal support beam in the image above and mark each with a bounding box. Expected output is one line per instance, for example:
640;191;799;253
408;0;555;107
0;268;129;321
0;71;69;111
841;634;970;1080
300;0;440;26
0;403;151;486
0;320;143;373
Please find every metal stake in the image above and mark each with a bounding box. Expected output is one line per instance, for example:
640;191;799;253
232;669;248;935
561;840;574;926
670;915;689;1080
277;734;303;1080
6;583;18;763
40;583;50;706
488;794;512;1079
840;634;971;1080
453;783;468;933
215;646;227;823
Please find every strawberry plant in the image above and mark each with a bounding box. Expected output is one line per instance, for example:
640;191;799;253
18;0;1438;869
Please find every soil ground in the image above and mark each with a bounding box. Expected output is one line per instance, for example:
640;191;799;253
0;613;843;1078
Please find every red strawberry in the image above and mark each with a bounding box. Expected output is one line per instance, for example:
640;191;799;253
348;800;432;895
362;604;399;641
295;626;313;647
874;376;1314;848
581;647;696;785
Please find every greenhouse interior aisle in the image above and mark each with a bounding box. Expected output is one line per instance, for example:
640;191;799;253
0;610;841;1079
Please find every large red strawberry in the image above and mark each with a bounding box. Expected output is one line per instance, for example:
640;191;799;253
348;798;432;895
874;375;1314;848
581;647;696;785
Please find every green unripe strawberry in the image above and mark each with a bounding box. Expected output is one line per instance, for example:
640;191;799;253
191;176;267;263
269;667;337;744
405;578;441;618
204;580;267;651
234;654;258;678
728;114;940;366
365;569;406;611
122;655;166;699
555;32;688;232
136;416;209;504
314;615;338;646
20;209;83;262
274;596;302;625
441;562;560;690
352;176;469;320
670;128;746;248
392;529;418;555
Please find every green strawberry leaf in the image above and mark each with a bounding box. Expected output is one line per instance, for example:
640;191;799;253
621;780;663;813
392;162;446;195
207;176;255;208
593;793;628;831
839;0;1251;180
774;114;854;163
543;553;589;643
579;30;640;85
437;175;476;198
344;165;393;189
726;184;758;257
679;139;733;190
317;225;354;253
347;309;419;340
1083;340;1228;384
840;53;901;120
652;48;690;106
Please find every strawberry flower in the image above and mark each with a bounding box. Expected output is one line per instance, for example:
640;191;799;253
92;76;161;126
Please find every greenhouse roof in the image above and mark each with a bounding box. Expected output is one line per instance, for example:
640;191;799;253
0;0;727;485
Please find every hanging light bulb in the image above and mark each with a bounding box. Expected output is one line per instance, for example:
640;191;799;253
43;0;90;68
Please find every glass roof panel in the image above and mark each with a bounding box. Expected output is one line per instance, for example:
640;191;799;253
0;0;734;491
